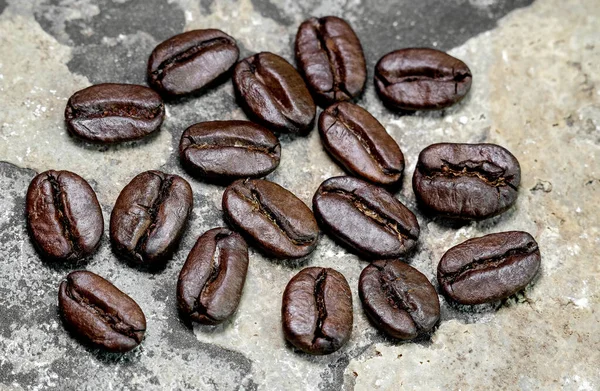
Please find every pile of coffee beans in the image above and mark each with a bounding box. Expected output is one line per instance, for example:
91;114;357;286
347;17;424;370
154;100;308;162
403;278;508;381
24;16;541;355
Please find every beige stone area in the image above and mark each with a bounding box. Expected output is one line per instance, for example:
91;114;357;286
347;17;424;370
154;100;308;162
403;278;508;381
345;0;600;389
0;13;173;205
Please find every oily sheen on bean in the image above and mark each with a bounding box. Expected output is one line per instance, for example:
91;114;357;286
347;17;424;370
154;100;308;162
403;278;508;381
319;102;404;187
359;260;439;340
412;143;521;220
233;52;316;135
282;267;352;355
438;231;541;305
148;29;239;97
375;48;472;111
295;16;366;107
26;170;103;262
65;83;165;143
313;176;419;258
110;170;193;267
179;120;281;180
58;270;146;352
177;228;249;325
222;179;319;259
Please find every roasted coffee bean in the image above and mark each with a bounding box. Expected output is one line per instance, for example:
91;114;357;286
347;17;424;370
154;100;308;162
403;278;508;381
177;228;248;325
359;260;439;340
295;16;366;107
26;170;103;262
58;270;146;352
233;52;316;135
222;179;319;259
319;102;404;187
110;171;193;267
313;176;419;258
148;29;239;97
179;120;281;180
412;143;521;220
438;231;541;305
375;48;472;111
65;83;165;143
282;267;352;355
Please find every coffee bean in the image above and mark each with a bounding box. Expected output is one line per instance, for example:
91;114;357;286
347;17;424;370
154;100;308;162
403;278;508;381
65;83;165;143
179;120;281;180
233;52;316;135
375;48;472;111
359;260;439;340
412;143;521;220
313;176;419;259
222;179;319;259
177;227;248;325
26;170;103;262
110;171;193;267
282;267;352;355
148;29;239;97
438;231;541;305
58;270;146;352
295;16;366;107
319;102;404;187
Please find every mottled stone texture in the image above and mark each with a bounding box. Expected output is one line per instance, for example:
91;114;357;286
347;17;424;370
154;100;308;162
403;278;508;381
0;0;598;390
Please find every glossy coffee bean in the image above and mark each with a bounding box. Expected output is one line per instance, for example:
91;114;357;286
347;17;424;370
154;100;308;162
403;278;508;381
233;52;316;135
58;270;146;352
110;171;193;267
359;260;439;340
319;102;404;187
282;267;352;355
148;29;239;97
412;143;521;220
313;176;419;259
179;120;281;180
375;48;472;111
295;16;366;107
438;231;541;305
177;228;248;325
26;170;103;262
222;179;319;259
65;83;165;143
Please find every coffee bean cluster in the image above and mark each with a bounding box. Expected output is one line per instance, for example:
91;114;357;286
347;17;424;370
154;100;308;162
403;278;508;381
24;16;541;355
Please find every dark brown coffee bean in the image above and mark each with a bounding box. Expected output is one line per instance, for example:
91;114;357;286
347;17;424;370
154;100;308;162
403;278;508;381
319;102;404;187
58;270;146;352
179;120;281;180
375;48;472;111
26;170;103;262
233;52;316;135
177;228;248;325
359;260;439;340
282;267;352;355
313;176;419;259
110;171;193;267
148;29;239;97
438;231;541;305
222;179;319;259
295;16;366;107
412;143;520;220
65;83;165;143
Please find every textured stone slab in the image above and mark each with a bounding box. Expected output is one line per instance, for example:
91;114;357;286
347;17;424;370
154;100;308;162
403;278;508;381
0;0;598;390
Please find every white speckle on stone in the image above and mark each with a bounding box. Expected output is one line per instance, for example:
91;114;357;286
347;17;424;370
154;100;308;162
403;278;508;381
459;116;469;124
502;50;509;63
185;10;193;22
433;41;438;47
576;207;582;213
392;21;398;27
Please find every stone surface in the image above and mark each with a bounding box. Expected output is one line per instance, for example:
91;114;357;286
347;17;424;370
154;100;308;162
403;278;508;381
0;0;598;390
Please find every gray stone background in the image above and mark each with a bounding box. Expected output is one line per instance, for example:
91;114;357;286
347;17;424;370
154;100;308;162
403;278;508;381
0;0;598;390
